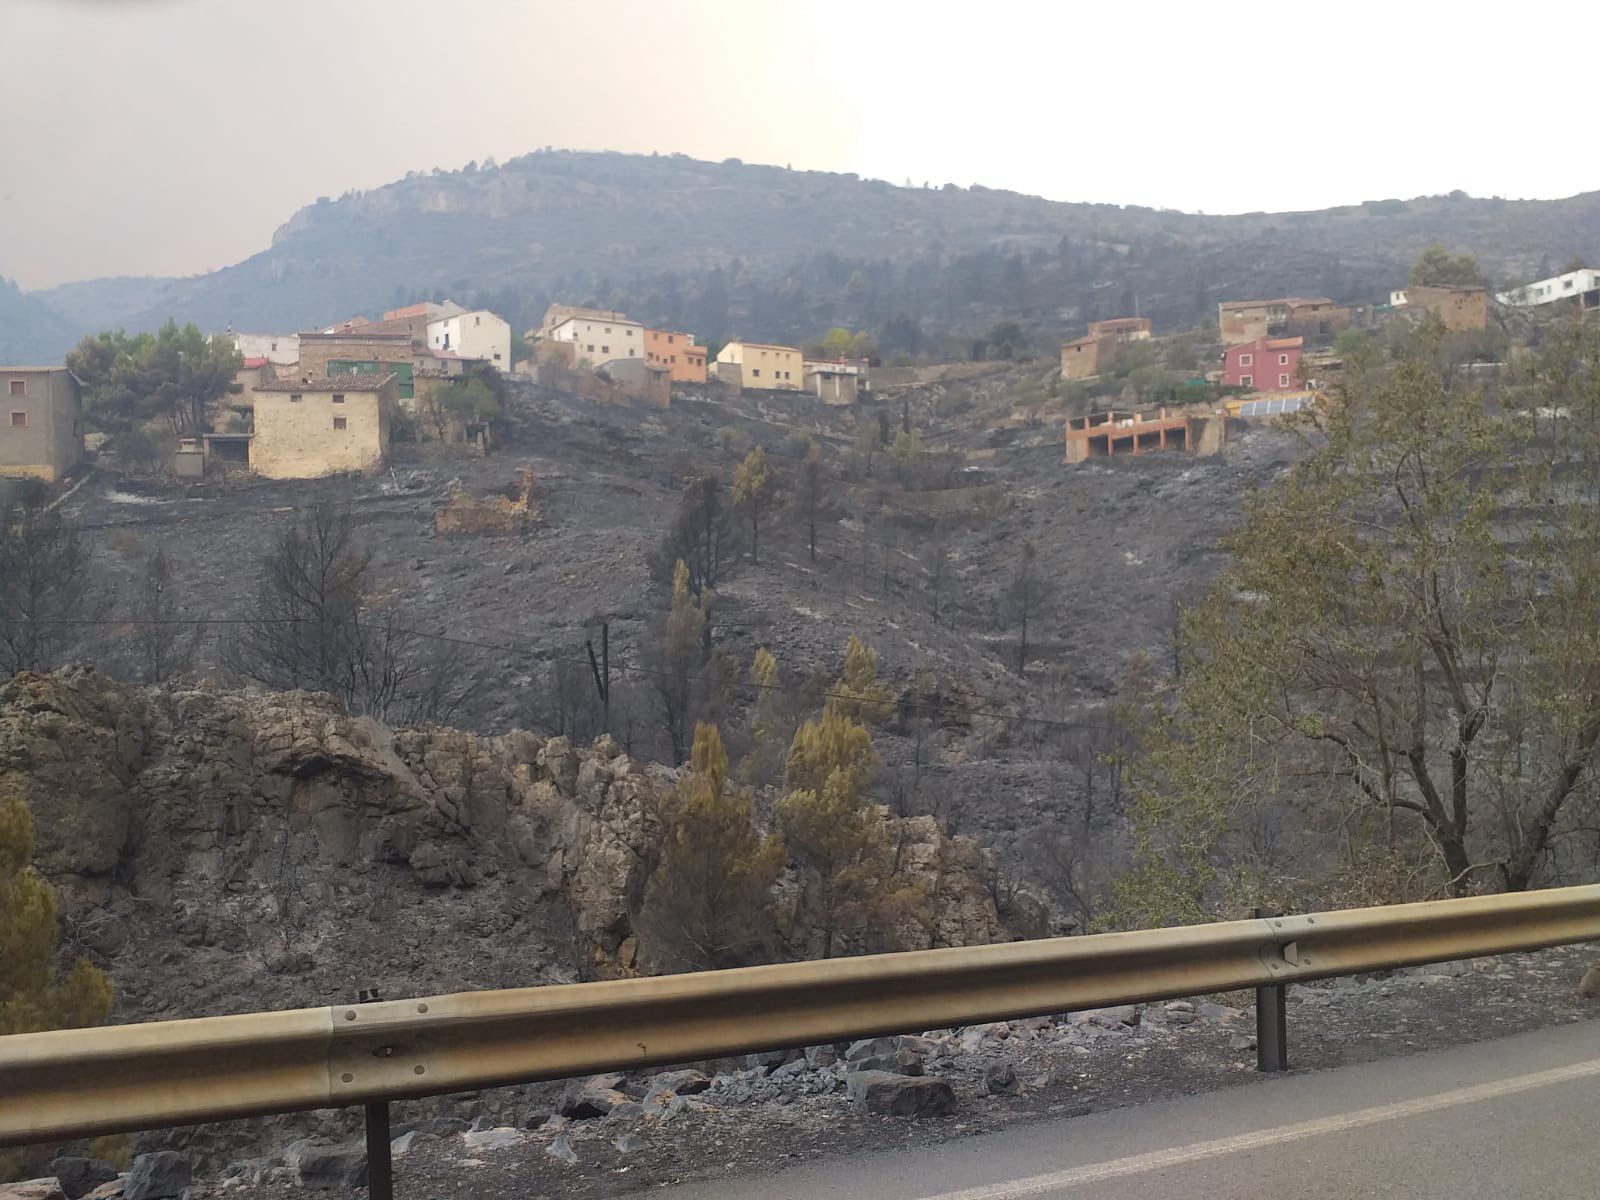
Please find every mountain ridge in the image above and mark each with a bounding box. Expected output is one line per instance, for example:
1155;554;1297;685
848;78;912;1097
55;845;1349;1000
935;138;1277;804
17;150;1600;361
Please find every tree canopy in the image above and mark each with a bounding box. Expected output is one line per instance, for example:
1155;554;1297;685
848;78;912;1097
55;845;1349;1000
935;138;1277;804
1114;321;1600;925
1408;244;1485;289
66;320;242;433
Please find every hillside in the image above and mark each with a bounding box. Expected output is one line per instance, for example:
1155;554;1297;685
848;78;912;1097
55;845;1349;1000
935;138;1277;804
28;151;1600;359
0;275;79;363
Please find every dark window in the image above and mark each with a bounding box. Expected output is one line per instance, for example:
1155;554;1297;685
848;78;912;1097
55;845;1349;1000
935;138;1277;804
332;394;345;404
9;411;25;428
7;380;23;396
290;393;302;403
333;416;347;431
602;345;610;354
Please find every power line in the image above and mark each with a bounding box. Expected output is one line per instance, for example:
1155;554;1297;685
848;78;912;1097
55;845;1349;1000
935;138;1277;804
25;614;1116;734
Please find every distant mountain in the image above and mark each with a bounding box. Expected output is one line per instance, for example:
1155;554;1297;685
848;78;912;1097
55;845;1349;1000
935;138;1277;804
0;276;80;364
24;152;1600;356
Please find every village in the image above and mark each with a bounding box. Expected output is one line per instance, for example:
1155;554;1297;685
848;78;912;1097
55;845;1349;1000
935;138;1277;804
1;257;1592;489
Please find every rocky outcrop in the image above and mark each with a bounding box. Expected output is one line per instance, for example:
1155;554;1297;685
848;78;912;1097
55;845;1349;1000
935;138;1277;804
0;669;1023;1031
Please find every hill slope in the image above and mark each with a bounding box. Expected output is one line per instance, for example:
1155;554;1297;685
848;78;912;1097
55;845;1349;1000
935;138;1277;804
0;275;80;363
29;151;1600;354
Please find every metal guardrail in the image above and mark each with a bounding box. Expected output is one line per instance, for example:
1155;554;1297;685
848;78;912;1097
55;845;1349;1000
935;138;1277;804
4;886;1598;1161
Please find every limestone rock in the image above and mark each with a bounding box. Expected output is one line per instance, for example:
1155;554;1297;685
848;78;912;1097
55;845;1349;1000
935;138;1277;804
558;1073;630;1119
389;1131;436;1156
0;1181;65;1200
462;1128;524;1151
648;1068;711;1096
545;1135;578;1165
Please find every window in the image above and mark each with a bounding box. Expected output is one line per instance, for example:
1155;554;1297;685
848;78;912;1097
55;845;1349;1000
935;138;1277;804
332;394;345;404
752;369;761;378
474;316;480;326
1239;354;1253;367
7;380;23;396
1278;374;1290;387
668;335;675;345
602;345;610;355
1278;354;1289;366
270;341;278;352
290;393;302;403
587;344;595;353
493;352;502;361
9;411;25;428
1240;375;1252;388
333;416;347;431
604;327;612;334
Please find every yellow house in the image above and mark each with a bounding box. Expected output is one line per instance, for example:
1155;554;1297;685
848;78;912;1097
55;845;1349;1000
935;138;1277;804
249;374;396;479
714;340;802;391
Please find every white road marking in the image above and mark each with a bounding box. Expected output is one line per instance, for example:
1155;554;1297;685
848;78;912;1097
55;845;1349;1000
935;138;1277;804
925;1056;1600;1199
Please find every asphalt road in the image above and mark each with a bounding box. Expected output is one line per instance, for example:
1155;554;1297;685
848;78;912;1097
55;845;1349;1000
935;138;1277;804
656;1018;1600;1199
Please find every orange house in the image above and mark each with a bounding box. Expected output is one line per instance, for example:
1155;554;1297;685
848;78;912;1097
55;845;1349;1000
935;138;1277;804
644;329;707;383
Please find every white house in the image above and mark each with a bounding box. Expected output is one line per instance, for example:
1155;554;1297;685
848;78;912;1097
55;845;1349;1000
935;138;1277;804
426;310;511;369
1496;268;1600;308
548;313;646;367
225;331;300;366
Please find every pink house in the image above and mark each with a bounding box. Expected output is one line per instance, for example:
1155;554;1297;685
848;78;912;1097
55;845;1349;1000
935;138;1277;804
1222;336;1303;392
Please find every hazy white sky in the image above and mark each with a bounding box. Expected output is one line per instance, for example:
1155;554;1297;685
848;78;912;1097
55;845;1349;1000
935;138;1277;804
3;0;1596;290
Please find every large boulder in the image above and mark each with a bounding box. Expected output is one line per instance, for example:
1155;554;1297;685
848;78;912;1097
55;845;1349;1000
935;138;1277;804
557;1073;631;1119
850;1048;924;1076
49;1159;117;1200
122;1153;190;1200
647;1068;710;1096
846;1070;956;1117
285;1139;367;1190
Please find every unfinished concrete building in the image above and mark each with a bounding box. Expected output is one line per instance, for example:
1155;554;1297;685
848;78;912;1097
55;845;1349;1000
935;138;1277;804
1064;408;1226;464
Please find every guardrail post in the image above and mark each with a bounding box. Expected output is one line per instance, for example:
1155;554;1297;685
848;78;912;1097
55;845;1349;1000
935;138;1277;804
357;988;394;1200
365;1101;393;1200
1253;906;1288;1072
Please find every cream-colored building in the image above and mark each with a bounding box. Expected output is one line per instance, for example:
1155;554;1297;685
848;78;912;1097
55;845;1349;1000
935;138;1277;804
427;309;511;369
249;374;396;479
548;314;646;367
715;340;802;391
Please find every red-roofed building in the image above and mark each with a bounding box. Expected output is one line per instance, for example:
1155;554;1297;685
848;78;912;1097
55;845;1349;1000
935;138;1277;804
1222;336;1303;392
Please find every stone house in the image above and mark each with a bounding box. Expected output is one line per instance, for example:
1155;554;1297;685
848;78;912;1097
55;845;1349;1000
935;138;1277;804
1219;298;1350;345
1397;285;1488;331
1059;315;1149;381
248;374;396;478
0;366;83;482
295;331;415;403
